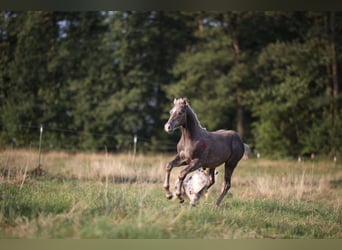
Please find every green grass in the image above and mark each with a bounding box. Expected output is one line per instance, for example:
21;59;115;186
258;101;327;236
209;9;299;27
0;149;341;238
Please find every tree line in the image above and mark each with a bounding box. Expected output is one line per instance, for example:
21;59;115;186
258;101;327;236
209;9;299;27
0;11;341;157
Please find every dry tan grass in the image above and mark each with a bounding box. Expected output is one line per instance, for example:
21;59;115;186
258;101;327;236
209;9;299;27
1;149;341;206
227;159;342;210
0;149;341;238
0;149;167;184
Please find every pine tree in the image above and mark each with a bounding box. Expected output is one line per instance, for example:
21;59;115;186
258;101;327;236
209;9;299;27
99;11;195;151
1;11;340;156
1;12;61;146
250;12;342;157
168;12;266;141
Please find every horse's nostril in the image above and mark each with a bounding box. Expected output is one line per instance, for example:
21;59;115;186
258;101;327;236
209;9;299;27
164;124;171;132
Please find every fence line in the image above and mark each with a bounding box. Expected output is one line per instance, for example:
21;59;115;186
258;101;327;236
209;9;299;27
9;123;178;153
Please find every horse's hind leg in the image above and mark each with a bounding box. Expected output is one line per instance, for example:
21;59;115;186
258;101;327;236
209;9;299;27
215;161;237;207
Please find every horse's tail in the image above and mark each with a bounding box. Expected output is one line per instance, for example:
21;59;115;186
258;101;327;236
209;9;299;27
243;143;250;160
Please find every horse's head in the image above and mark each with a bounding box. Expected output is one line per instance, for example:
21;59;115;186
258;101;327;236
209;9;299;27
164;98;188;133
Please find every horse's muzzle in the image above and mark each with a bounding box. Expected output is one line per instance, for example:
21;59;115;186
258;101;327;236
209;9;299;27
164;123;174;133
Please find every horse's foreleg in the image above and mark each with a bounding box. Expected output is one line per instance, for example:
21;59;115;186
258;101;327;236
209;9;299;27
164;155;186;199
207;168;216;190
176;158;202;203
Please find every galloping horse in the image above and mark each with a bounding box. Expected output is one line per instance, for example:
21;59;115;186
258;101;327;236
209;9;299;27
163;98;244;207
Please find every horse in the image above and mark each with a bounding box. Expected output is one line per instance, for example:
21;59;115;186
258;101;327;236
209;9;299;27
163;97;245;207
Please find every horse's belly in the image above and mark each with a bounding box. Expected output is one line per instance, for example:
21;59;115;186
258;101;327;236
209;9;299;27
203;157;227;169
202;143;230;168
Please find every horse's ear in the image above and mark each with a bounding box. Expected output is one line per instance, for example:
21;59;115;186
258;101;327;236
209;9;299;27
183;97;189;105
173;98;178;104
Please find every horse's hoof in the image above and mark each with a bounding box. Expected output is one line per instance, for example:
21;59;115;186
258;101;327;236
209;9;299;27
179;199;184;203
166;194;173;200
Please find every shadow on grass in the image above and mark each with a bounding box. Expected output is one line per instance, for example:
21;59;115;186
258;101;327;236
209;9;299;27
329;179;342;188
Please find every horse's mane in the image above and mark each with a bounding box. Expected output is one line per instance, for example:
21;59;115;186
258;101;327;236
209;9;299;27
174;98;205;130
187;104;205;129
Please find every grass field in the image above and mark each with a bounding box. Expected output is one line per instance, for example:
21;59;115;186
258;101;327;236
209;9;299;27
0;149;341;238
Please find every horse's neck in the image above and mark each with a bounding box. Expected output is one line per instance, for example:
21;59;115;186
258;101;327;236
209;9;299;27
182;108;202;139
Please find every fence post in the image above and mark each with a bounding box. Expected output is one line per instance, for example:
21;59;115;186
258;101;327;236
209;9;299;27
37;124;43;167
133;134;138;158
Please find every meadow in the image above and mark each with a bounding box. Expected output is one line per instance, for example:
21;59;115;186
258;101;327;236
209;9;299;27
0;149;341;238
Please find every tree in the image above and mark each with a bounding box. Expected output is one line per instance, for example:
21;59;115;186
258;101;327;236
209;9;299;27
249;12;342;157
168;12;273;142
57;12;110;150
98;11;196;151
1;11;340;156
1;12;61;146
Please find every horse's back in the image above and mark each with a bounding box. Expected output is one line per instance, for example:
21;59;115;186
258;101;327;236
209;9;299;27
213;129;238;136
211;129;243;145
203;129;244;167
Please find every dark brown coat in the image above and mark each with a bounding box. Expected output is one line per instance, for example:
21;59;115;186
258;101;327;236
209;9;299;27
164;98;244;207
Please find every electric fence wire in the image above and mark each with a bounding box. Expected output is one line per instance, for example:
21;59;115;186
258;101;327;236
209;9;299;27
10;123;178;152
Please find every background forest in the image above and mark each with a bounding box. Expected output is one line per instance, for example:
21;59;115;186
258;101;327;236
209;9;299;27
0;11;341;158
